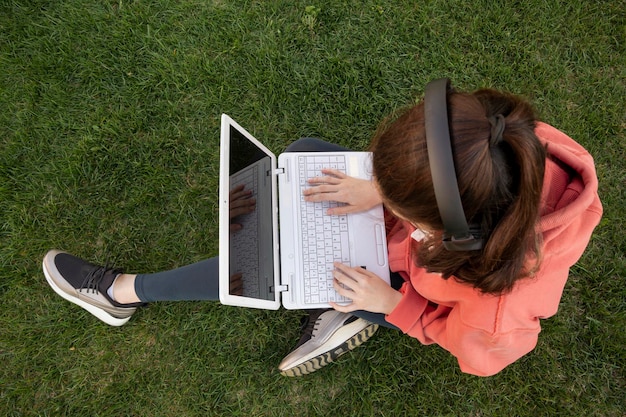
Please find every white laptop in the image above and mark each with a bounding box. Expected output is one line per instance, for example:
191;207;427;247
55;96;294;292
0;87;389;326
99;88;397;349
218;114;389;310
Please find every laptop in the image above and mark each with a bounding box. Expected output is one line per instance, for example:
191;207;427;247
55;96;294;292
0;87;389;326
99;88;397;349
218;114;390;310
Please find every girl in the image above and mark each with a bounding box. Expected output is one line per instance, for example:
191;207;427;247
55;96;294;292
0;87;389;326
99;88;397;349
43;79;602;377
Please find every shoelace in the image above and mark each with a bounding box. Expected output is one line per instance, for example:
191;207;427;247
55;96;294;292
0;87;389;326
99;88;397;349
300;313;323;341
81;263;119;294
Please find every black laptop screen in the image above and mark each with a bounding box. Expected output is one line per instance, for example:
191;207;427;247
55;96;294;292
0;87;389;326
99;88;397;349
228;126;275;300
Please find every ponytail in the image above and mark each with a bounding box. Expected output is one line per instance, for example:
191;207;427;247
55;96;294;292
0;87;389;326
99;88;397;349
467;89;546;292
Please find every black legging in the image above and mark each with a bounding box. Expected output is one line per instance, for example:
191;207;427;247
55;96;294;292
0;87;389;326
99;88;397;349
133;138;400;330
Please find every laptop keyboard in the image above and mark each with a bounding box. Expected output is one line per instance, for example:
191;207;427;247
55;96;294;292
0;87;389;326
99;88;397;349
298;155;350;304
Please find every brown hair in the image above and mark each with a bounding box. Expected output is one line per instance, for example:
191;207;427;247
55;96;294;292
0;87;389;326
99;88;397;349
371;87;547;294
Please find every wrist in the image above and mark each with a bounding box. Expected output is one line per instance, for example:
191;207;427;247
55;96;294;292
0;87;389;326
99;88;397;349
369;182;383;206
382;289;403;315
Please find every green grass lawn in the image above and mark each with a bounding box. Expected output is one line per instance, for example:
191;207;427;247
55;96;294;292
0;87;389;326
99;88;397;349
1;0;624;415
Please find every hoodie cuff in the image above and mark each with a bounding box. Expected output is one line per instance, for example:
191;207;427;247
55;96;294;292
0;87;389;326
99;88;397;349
385;281;428;335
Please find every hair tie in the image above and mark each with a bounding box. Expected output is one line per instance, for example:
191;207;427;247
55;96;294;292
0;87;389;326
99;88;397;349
488;114;506;146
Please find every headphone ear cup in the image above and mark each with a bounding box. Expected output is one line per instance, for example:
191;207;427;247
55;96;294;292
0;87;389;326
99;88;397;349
442;224;483;251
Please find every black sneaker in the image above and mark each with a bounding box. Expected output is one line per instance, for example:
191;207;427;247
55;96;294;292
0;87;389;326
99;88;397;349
42;250;142;326
278;309;378;377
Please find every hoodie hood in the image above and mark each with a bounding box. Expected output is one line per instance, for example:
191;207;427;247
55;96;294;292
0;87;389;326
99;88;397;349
536;122;603;254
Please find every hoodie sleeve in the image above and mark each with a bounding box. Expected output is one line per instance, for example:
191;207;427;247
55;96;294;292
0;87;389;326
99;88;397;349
383;219;536;376
386;275;542;376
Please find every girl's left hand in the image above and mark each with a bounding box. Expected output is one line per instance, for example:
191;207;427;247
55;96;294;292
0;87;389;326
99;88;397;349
304;169;382;215
330;262;403;315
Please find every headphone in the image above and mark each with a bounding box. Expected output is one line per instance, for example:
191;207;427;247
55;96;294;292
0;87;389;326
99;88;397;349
424;78;483;251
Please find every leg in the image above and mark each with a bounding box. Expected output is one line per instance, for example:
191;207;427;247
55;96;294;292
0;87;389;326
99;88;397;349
112;257;220;303
350;310;399;330
43;250;220;326
284;137;350;153
133;257;219;302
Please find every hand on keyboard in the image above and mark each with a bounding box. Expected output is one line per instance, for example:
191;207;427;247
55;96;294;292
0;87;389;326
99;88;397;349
229;184;256;232
329;262;402;315
303;169;383;215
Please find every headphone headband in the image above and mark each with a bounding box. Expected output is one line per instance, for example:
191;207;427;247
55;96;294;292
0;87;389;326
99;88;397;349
424;78;483;251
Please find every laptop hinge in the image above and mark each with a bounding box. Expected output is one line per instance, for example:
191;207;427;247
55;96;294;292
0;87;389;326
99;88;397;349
271;284;289;293
271;168;285;176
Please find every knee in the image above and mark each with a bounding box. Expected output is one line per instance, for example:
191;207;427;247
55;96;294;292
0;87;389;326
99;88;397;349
284;137;325;153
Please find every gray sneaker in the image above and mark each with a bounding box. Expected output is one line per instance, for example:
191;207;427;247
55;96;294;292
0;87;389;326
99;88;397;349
43;250;142;326
278;309;378;377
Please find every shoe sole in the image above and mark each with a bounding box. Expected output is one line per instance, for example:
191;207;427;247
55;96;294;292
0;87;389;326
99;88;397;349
42;259;131;327
280;323;379;377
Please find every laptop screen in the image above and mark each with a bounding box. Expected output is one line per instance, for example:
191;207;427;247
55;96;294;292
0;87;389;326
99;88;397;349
227;125;275;301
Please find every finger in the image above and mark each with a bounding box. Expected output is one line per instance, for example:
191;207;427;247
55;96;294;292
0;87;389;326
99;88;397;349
230;206;254;217
229;185;247;198
350;264;372;276
351;265;381;281
333;262;362;278
230;184;245;193
230;188;253;201
229;223;242;232
303;191;340;204
303;184;338;196
333;278;358;299
307;175;342;185
332;275;351;294
329;301;358;313
230;197;256;210
335;262;374;280
333;267;358;288
230;197;256;213
320;168;348;179
229;205;255;218
230;199;255;211
326;205;358;216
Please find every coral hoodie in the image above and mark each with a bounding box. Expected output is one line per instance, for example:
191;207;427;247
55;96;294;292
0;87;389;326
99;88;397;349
384;122;603;376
